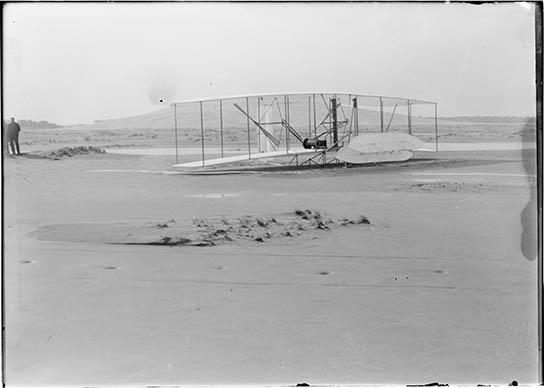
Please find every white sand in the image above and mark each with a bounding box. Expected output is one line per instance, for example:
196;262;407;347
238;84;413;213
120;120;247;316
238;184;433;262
3;146;538;386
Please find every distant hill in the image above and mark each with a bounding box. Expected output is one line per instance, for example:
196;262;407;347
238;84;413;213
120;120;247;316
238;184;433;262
61;104;416;133
63;108;174;131
439;116;536;123
17;119;64;129
57;105;535;135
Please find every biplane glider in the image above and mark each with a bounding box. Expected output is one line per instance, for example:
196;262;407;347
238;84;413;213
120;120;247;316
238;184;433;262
170;93;438;169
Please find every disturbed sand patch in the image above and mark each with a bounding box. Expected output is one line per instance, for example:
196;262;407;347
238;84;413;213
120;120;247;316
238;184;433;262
30;209;372;247
395;180;492;193
33;146;107;160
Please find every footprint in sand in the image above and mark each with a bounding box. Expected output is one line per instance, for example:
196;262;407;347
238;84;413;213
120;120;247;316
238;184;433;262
317;271;334;276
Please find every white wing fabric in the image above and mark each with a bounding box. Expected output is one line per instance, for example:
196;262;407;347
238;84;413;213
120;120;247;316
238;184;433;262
335;132;423;164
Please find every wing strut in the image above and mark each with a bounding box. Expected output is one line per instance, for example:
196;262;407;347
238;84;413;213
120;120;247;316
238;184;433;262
233;103;280;151
385;104;398;132
280;120;304;144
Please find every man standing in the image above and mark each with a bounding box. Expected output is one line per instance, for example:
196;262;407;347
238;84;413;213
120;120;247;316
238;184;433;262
7;117;21;155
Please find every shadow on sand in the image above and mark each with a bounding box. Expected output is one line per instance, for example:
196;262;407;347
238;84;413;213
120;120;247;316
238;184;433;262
520;119;537;261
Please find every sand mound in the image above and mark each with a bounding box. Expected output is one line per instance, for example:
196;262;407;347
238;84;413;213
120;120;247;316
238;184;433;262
141;210;372;246
31;210;372;247
42;146;106;159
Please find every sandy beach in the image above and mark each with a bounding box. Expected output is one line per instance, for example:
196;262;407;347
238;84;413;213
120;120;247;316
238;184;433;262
2;119;539;386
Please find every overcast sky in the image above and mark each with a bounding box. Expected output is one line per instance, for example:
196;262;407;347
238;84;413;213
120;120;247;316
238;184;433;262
3;2;536;124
